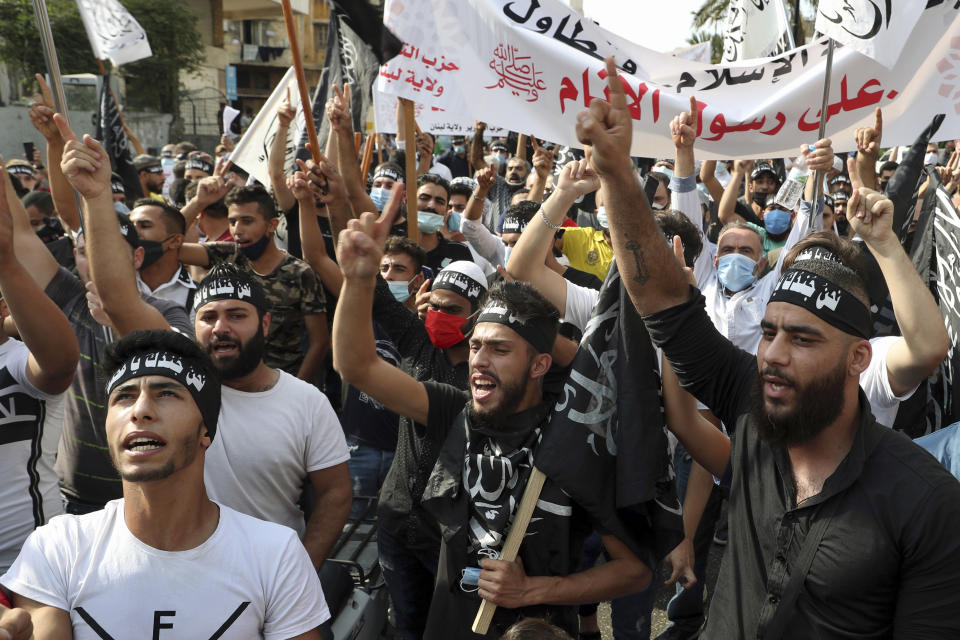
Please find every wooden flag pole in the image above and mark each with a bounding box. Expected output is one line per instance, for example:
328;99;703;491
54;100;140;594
516;134;527;162
280;0;321;163
809;38;835;224
354;131;363;159
359;133;375;183
471;467;547;635
401;99;419;241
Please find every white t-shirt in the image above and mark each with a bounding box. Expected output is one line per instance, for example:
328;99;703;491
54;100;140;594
563;280;599;334
0;339;64;574
860;336;917;428
205;371;350;537
0;500;328;639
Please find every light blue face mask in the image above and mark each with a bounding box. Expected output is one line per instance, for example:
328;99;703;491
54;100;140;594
503;245;513;264
596;206;609;229
453;145;466;154
387;278;414;302
491;153;507;167
417;210;444;234
370;187;391;211
717;253;757;292
446;211;462;232
763;208;792;235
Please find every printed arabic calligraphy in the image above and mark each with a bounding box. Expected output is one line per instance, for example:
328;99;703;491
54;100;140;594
486;44;546;102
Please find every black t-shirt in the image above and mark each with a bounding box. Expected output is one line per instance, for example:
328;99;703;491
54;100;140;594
340;322;401;451
372;275;469;554
644;288;960;639
419;382;592;639
425;237;474;274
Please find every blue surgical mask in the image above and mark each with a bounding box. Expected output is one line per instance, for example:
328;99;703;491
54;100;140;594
453;145;466;154
387;278;414;302
447;211;462;232
717;253;757;292
596;206;608;229
417;210;444;234
370;187;391;211
491;153;507;167
763;208;792;235
503;246;513;264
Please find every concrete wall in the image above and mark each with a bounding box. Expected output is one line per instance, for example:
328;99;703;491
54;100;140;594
0;104;173;161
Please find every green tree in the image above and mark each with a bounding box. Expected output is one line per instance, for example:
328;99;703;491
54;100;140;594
687;30;724;64
0;0;202;116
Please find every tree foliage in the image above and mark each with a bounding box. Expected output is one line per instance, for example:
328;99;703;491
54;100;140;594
0;0;203;115
687;30;724;64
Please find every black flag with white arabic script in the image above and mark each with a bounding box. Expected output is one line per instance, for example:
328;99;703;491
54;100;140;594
897;168;960;437
299;9;384;160
95;73;142;203
536;260;683;568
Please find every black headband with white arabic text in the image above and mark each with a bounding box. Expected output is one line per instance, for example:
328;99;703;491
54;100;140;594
476;302;554;354
106;350;221;439
373;166;403;183
193;273;267;313
768;267;872;339
432;269;486;308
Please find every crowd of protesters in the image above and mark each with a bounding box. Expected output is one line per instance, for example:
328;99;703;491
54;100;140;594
1;55;960;640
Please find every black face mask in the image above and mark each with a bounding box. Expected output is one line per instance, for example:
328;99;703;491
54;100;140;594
752;192;770;208
239;235;271;260
36;216;65;243
138;235;174;270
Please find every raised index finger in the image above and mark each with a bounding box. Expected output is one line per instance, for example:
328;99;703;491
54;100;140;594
529;135;541;152
604;57;626;111
688;95;699;130
52;113;77;143
35;73;54;107
874;107;882;136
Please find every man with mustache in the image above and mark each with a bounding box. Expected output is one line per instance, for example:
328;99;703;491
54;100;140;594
582;56;960;639
333;208;648;638
190;263;352;571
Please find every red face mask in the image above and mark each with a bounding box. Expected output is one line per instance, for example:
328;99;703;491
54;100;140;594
425;308;467;349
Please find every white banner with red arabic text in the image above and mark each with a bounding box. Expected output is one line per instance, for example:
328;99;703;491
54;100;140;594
377;0;960;160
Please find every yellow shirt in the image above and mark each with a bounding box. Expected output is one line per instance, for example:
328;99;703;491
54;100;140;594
562;227;613;281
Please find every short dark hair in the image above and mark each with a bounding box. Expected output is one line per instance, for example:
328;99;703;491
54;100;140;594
499;618;574;640
789;256;870;308
416;173;450;202
879;160;898;175
131;199;187;235
655;210;703;268
482;280;560;355
384;235;427;272
21;190;54;215
783;231;869;284
174;141;197;157
224;185;278;219
502;200;540;228
172;160;187;180
448;182;473;200
102;329;219;393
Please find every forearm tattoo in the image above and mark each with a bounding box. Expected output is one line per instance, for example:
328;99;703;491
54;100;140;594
624;240;650;285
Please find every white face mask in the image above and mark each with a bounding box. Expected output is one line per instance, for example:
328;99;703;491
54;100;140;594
925;151;940;166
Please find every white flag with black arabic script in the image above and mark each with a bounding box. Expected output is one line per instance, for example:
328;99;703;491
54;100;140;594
814;0;924;69
76;0;152;66
722;0;795;62
230;67;305;188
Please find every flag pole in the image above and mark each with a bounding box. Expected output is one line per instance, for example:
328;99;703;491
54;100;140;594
400;98;418;241
31;0;70;125
810;38;835;222
280;0;322;164
359;132;375;183
471;468;547;634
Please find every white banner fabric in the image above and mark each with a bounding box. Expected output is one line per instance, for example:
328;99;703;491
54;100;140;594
815;0;925;69
377;0;960;160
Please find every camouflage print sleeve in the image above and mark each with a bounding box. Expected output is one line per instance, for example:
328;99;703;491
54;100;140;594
204;242;240;267
297;263;327;316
